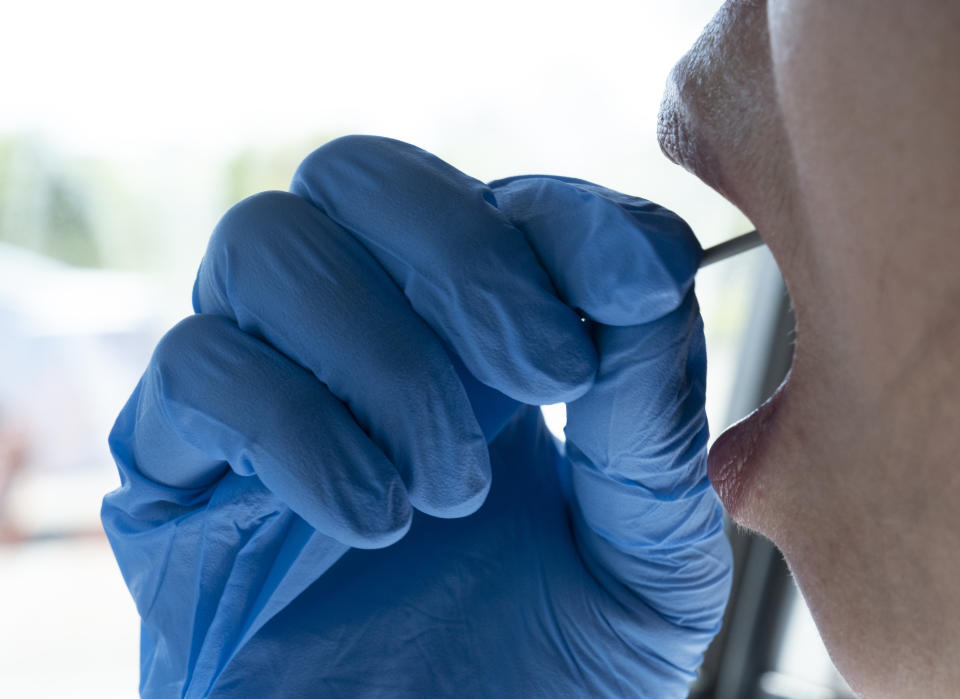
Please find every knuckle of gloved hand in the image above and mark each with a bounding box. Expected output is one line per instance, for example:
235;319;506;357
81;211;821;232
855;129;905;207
411;463;492;520
151;314;233;403
344;489;414;550
199;190;310;311
294;134;399;192
309;133;393;161
208;189;299;261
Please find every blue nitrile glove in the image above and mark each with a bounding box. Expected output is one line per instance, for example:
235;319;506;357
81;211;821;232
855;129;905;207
101;135;732;698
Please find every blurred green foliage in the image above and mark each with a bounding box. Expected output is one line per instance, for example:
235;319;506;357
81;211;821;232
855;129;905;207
221;134;341;209
0;132;343;274
0;136;101;267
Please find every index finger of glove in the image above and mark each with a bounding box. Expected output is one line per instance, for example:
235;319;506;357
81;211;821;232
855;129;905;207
289;135;596;405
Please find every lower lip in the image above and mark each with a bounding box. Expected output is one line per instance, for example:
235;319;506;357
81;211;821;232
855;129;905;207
707;380;786;516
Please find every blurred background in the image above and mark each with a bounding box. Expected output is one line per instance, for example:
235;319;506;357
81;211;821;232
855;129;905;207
0;1;852;696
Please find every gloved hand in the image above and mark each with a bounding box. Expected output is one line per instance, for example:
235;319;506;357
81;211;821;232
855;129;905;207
102;135;732;698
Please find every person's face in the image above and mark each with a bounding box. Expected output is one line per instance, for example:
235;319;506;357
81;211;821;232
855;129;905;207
659;0;960;694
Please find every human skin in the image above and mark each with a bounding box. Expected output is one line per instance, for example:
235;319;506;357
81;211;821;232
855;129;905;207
658;0;960;696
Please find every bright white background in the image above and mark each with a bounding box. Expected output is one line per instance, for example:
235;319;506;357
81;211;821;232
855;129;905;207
0;1;842;696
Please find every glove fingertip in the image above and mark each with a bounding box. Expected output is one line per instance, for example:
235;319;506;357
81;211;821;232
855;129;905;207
340;483;414;550
538;352;597;404
496;341;596;406
489;176;703;327
413;462;491;519
503;291;599;404
407;419;493;519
